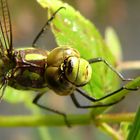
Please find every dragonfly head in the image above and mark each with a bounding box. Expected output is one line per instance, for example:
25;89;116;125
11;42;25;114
63;56;92;86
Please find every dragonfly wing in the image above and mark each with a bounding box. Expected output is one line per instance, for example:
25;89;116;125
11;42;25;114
0;0;13;59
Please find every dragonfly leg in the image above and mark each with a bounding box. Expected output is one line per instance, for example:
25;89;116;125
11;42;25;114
33;92;71;127
70;92;125;108
32;7;65;47
0;71;11;101
76;86;138;103
88;57;133;81
0;79;8;101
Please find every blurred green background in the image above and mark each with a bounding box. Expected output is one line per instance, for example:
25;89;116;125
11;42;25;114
0;0;139;140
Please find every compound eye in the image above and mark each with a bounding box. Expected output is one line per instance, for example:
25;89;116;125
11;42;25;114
64;57;92;86
75;58;92;86
65;57;79;83
67;59;74;74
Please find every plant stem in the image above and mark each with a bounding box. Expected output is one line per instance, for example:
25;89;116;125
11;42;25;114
117;61;140;71
0;113;135;127
99;123;123;140
95;113;135;123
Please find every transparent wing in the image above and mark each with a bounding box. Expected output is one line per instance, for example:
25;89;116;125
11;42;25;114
0;0;13;59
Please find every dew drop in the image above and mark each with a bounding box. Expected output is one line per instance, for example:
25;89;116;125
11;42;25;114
64;18;71;25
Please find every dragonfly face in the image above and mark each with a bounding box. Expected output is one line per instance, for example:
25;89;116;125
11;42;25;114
45;47;92;95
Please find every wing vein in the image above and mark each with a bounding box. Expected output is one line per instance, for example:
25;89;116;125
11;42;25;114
0;0;13;58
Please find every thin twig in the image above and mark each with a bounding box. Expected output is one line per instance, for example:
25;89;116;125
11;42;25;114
0;113;135;127
117;61;140;71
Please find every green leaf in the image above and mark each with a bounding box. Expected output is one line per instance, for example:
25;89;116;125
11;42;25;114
37;0;119;99
3;86;34;103
105;27;122;62
120;122;132;140
127;106;140;140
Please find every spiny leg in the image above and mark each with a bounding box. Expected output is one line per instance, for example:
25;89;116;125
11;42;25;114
33;92;71;127
88;57;133;81
0;81;7;102
76;87;139;103
70;92;125;108
0;73;10;101
32;7;65;47
86;58;139;103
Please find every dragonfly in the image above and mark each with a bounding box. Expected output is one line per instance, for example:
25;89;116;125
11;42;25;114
0;0;138;127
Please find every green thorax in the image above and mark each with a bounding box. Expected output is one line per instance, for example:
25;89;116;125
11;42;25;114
8;47;49;90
